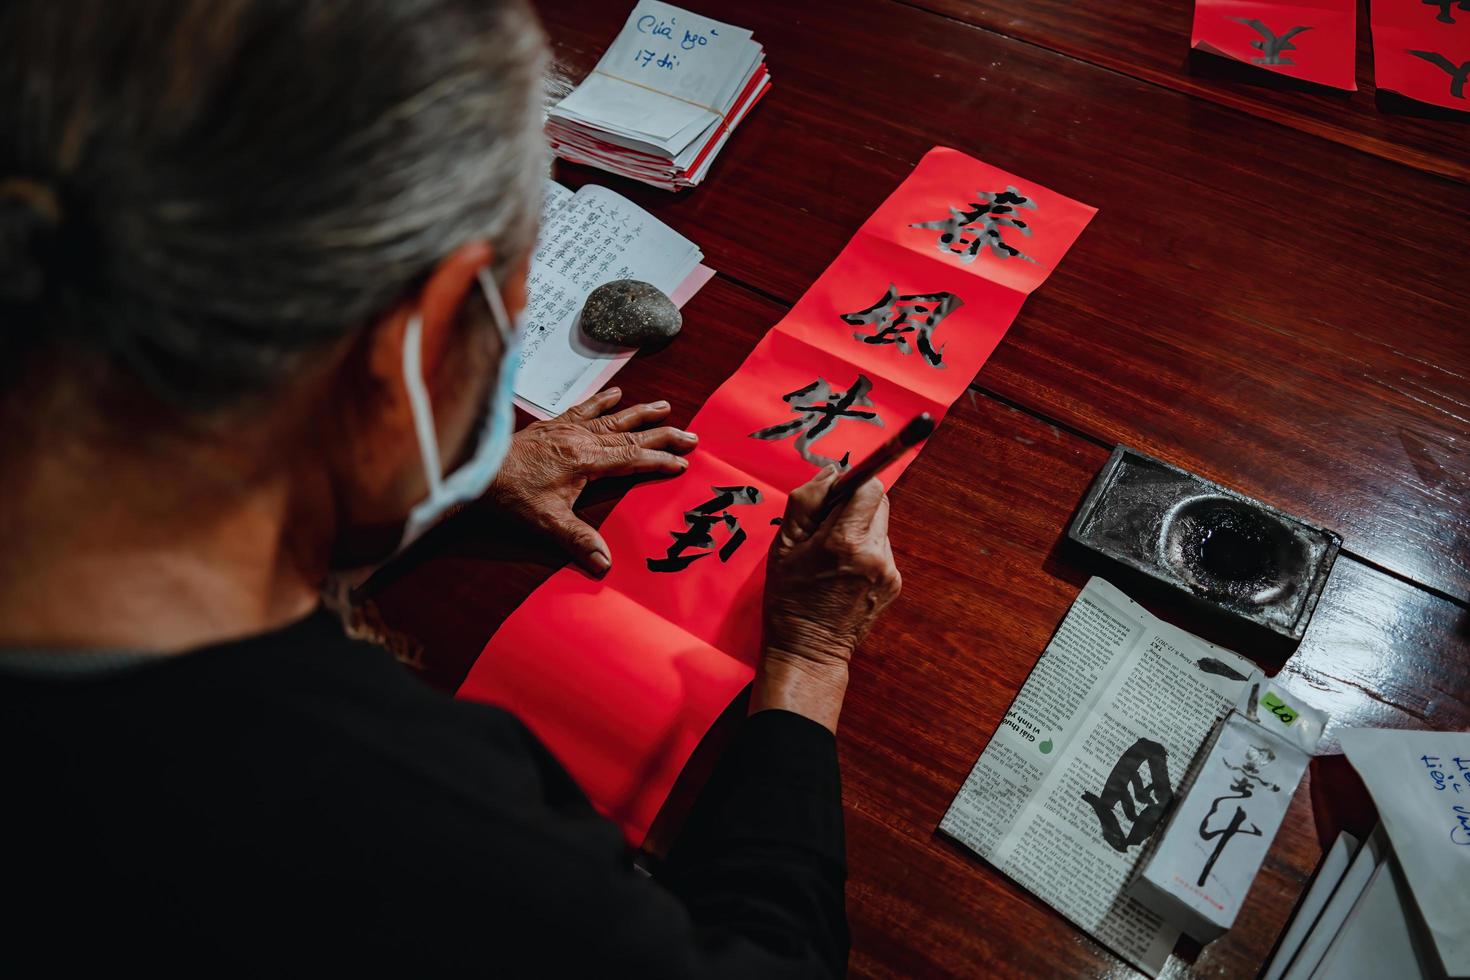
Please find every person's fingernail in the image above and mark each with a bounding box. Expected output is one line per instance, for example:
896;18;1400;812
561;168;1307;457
676;456;690;469
650;400;670;411
605;387;621;397
590;551;611;573
678;429;698;442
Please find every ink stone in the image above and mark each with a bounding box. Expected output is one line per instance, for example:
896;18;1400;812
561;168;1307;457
1066;447;1341;645
580;279;681;349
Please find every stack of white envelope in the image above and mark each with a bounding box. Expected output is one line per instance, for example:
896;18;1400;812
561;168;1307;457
548;1;770;191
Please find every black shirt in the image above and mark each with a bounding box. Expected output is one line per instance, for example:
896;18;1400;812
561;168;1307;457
0;610;847;977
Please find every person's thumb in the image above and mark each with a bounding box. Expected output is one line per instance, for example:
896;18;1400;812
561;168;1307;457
546;504;612;576
778;464;841;546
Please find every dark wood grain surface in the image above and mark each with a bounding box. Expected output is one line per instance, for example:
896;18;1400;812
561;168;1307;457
906;0;1470;183
369;1;1470;976
537;0;1470;601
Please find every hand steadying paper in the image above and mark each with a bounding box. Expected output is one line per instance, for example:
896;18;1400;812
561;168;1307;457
488;387;697;575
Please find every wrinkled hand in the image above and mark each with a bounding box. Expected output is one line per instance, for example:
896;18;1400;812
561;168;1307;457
754;465;902;732
487;387;696;574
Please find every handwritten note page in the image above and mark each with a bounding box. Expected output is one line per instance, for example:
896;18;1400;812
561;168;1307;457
1339;728;1470;976
540;179;574;223
556;1;758;150
514;182;701;417
547;3;770;189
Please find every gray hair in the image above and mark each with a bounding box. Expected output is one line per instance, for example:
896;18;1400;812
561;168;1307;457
0;0;549;414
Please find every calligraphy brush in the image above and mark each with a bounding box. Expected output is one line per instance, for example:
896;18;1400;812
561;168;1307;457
810;412;934;526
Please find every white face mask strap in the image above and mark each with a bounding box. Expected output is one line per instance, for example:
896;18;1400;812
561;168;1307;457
401;313;445;499
478;267;516;346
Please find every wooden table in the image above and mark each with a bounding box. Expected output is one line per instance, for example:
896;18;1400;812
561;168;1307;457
370;2;1470;976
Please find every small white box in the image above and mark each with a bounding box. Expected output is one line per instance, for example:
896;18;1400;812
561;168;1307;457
1130;686;1327;944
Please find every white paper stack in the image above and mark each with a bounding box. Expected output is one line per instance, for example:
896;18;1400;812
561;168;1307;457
548;1;770;191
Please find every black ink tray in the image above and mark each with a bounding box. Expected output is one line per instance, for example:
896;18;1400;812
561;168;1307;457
1067;447;1341;645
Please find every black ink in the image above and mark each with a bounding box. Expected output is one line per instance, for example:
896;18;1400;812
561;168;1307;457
1409;50;1470;99
1230;19;1311;66
841;284;965;369
910;186;1038;264
1172;499;1293;605
1196;657;1248;681
647;485;762;573
1197;743;1280;886
1081;737;1173;852
749;376;885;468
1423;0;1470;24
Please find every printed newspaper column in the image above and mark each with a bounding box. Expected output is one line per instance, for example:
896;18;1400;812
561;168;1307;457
940;578;1255;977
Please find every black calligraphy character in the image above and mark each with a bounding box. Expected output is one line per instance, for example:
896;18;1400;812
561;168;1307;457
1081;737;1173;853
1229;19;1312;65
749;376;884;468
841;285;965;369
1196;744;1280;886
1424;0;1470;24
1409;51;1470;99
910;187;1038;265
647;486;762;573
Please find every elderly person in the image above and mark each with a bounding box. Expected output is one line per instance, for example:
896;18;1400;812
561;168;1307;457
0;1;900;976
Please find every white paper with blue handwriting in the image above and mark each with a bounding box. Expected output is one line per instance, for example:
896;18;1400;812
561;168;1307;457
555;1;758;150
1338;728;1470;976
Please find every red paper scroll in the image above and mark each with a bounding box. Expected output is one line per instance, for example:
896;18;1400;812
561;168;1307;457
1372;0;1470;112
459;147;1097;843
1192;0;1358;90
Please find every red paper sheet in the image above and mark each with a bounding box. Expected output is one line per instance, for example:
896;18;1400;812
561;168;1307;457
1372;0;1470;112
1191;0;1358;91
459;147;1097;844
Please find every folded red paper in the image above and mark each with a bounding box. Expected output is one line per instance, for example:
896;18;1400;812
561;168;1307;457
1372;0;1470;112
459;148;1097;844
1191;0;1358;91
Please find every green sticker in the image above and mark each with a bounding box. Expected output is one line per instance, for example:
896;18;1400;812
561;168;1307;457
1039;738;1053;755
1261;691;1299;725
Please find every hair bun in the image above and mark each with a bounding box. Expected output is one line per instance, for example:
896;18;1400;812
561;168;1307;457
0;177;62;305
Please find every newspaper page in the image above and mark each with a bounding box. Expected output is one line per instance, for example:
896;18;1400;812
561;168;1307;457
940;577;1256;976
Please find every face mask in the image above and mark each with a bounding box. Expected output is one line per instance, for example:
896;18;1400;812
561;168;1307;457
397;270;521;550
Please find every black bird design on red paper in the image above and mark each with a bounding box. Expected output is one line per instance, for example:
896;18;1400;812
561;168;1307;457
1423;0;1470;25
1230;18;1312;65
1409;50;1470;98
